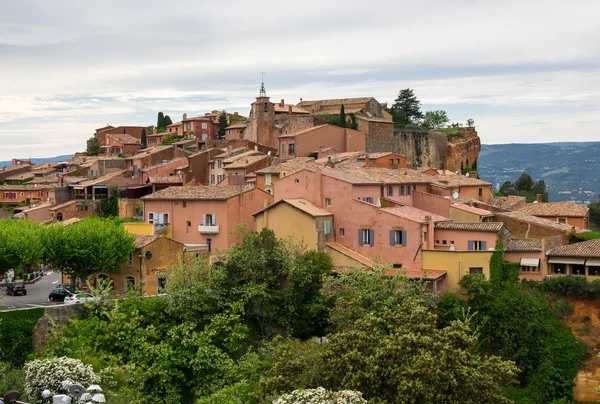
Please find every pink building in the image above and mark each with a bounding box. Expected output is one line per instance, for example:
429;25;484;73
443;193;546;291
141;185;273;254
432;222;508;252
278;124;365;159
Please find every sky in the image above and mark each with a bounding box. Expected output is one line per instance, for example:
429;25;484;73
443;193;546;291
1;0;599;161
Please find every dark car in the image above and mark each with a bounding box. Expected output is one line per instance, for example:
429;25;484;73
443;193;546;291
56;284;75;293
6;284;27;296
48;288;73;302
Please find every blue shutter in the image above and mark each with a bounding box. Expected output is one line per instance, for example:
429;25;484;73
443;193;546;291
358;229;363;246
390;230;395;246
481;240;487;250
369;230;375;246
402;230;407;246
468;240;473;251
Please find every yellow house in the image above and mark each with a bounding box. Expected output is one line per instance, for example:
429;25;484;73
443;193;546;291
254;198;334;251
421;250;493;293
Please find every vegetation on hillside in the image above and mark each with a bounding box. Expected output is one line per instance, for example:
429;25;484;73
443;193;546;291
497;172;549;202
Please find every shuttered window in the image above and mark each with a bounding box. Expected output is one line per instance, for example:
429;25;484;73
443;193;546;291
389;230;407;246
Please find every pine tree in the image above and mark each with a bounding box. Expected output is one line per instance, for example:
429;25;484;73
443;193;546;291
217;111;228;140
392;88;423;125
339;105;347;128
157;112;165;130
164;115;173;127
141;128;147;149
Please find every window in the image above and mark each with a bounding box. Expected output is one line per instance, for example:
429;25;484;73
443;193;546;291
265;188;273;195
281;171;287;177
289;143;295;154
407;185;412;196
206;238;212;254
551;263;567;274
148;212;155;223
163;213;169;224
359;229;374;246
203;214;216;226
386;186;393;197
442;240;447;245
389;159;394;166
265;173;272;185
281;144;287;155
157;276;167;293
469;267;483;275
183;201;187;208
362;197;374;204
572;264;586;275
340;228;345;237
187;221;191;227
521;265;539;273
211;174;215;184
389;230;406;246
399;186;405;196
478;187;483;197
202;122;208;129
218;160;222;169
435;240;440;244
558;217;567;224
20;192;24;196
468;240;487;251
295;179;300;184
323;220;331;235
325;198;331;207
589;267;600;276
396;159;400;165
128;253;133;266
125;276;136;292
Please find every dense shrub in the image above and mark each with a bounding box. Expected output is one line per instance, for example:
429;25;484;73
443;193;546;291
536;275;600;298
0;307;44;367
436;291;467;328
550;299;574;319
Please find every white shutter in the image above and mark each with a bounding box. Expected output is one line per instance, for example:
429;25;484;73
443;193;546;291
202;214;207;226
211;214;216;225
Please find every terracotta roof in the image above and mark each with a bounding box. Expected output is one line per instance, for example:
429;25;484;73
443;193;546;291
141;157;188;172
450;203;494;216
325;242;373;268
49;200;79;211
255;198;332;218
185;178;202;187
220;149;257;164
297;97;375;107
505;238;543;252
434;222;505;232
0;184;52;191
225;155;267;169
274;104;310;114
519;202;589;218
134;234;161;249
487;195;527;211
314;152;364;166
495;211;588;234
380;205;448;224
5;172;34;180
148;175;183;184
166;122;182;127
254;157;316;174
225;122;247;130
278;124;330;138
547;239;600;258
142;184;254;200
106;133;140;144
73;169;131;188
355;115;394;124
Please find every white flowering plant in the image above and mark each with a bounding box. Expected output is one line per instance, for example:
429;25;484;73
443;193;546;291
273;387;367;404
24;356;100;404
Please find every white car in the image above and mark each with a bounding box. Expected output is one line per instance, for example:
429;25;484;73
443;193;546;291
63;293;96;305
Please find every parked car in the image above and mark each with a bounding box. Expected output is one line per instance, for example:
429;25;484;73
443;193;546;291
48;288;73;302
56;284;75;293
6;284;27;296
64;293;96;305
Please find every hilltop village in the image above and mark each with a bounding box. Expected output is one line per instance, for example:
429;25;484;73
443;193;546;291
0;85;595;295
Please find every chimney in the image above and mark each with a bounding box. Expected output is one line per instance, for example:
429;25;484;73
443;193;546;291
280;99;285;107
365;156;370;167
288;105;293;115
316;168;323;207
536;194;542;203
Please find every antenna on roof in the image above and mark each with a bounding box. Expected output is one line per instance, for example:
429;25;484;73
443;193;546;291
465;172;470;177
259;72;267;97
452;191;459;199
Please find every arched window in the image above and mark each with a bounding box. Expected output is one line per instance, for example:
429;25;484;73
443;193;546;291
264;102;269;113
125;276;136;292
265;188;273;195
56;212;63;221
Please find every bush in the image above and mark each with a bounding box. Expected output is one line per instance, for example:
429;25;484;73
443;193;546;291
273;387;367;403
24;357;99;404
0;307;45;367
0;362;26;398
551;300;574;319
536;276;599;298
436;292;467;328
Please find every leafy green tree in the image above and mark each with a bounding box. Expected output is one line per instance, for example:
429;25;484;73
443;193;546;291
391;88;423;125
423;110;450;129
43;216;135;281
157;112;165;130
339;105;347;128
217;111;228;139
515;172;534;192
164;114;173;127
86;137;102;156
161;134;183;145
0;219;45;276
532;179;549;202
100;187;120;217
260;268;518;403
140;128;147;149
589;195;600;231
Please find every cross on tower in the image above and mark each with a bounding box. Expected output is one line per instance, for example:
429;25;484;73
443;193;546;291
259;72;267;97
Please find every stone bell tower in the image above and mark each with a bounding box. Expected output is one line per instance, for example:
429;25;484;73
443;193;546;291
244;74;277;148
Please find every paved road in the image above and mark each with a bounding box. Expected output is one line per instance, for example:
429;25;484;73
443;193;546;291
0;271;65;311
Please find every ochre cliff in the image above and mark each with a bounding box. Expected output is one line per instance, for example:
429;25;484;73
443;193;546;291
395;127;481;171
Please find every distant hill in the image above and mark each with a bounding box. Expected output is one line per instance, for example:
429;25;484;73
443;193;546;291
478;142;600;203
0;154;74;169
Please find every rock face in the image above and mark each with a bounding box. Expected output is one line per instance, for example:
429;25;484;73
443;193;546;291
365;127;481;171
395;127;481;171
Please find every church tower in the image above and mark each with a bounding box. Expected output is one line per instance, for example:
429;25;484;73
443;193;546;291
245;75;277;148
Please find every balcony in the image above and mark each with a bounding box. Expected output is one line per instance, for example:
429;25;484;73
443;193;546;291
198;224;219;234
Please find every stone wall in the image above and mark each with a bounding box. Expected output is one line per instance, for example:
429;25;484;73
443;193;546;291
364;121;395;153
32;304;85;353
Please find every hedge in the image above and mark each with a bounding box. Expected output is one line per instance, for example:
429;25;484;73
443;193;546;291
0;307;45;367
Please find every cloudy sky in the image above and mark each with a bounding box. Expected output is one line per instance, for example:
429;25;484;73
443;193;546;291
1;0;599;161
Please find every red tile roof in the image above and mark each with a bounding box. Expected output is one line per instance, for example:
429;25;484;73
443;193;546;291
380;205;448;224
142;185;255;200
106;133;140;145
547;239;600;258
434;222;505;232
254;198;332;218
519;202;589;218
505;238;543;252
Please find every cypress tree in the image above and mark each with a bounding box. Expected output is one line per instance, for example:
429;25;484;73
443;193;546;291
164;115;173;127
157;112;165;130
141;129;147;149
217;111;228;140
339;105;347;128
